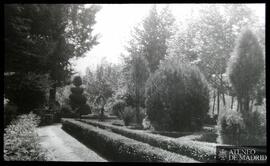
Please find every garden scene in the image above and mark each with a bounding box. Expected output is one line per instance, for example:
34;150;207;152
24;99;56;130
4;4;266;162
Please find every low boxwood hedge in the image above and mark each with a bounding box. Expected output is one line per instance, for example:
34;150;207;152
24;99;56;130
80;119;219;162
61;118;198;162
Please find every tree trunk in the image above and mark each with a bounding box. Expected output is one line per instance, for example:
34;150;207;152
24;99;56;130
217;90;220;115
49;83;57;105
135;85;140;125
222;93;226;107
231;96;234;109
250;99;254;112
212;91;216;115
239;97;243;114
237;99;240;112
243;96;250;117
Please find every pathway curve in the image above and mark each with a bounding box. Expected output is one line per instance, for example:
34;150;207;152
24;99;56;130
37;123;107;162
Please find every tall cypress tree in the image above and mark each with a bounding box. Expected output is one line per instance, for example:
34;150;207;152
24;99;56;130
227;29;264;117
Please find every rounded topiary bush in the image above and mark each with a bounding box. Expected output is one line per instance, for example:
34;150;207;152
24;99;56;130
217;108;245;145
67;76;91;117
70;87;84;95
145;59;210;131
72;76;82;87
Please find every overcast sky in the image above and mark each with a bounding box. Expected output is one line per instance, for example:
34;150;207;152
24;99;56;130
72;4;265;75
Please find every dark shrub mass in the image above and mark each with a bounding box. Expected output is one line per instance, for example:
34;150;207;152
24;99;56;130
65;76;91;118
72;76;83;87
145;59;210;132
4;73;50;114
4;102;18;127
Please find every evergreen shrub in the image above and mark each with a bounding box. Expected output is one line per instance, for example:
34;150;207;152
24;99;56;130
145;60;210;131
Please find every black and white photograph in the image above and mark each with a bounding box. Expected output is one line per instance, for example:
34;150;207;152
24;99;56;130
3;3;266;163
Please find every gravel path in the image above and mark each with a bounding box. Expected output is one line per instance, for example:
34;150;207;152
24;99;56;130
37;123;107;162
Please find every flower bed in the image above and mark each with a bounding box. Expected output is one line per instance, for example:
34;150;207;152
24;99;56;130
61;118;198;162
80;119;220;162
4;113;49;161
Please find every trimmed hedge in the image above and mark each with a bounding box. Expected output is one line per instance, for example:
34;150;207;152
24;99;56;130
80;119;218;162
62;118;198;162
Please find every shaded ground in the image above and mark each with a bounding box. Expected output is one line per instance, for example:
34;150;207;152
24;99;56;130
37;123;107;162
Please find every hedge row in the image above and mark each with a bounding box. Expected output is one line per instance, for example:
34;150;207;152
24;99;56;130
61;118;198;162
80;119;218;162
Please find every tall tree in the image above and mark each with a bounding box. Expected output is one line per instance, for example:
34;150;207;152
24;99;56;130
5;4;101;108
167;4;261;115
134;5;175;73
83;60;122;102
123;40;150;124
227;29;264;117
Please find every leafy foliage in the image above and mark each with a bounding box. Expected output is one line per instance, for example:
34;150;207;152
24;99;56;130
217;108;266;145
4;102;18;127
83;61;122;102
4;72;51;114
4;4;101;109
110;99;126;117
217;108;245;145
227;29;264;114
145;58;210;131
136;5;176;72
4;113;49;161
167;4;264;116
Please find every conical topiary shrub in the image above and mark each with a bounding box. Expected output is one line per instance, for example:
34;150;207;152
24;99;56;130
69;76;91;118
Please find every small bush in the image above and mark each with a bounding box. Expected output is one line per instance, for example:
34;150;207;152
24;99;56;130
4;113;48;161
217;108;266;146
78;104;91;115
111;99;126;117
145;60;210;132
242;109;266;145
62;118;198;162
142;116;152;130
217;109;245;145
121;106;146;126
61;104;74;118
204;114;218;125
121;106;135;126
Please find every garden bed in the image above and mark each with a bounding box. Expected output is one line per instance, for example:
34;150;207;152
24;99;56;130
79;119;221;162
61;118;198;162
